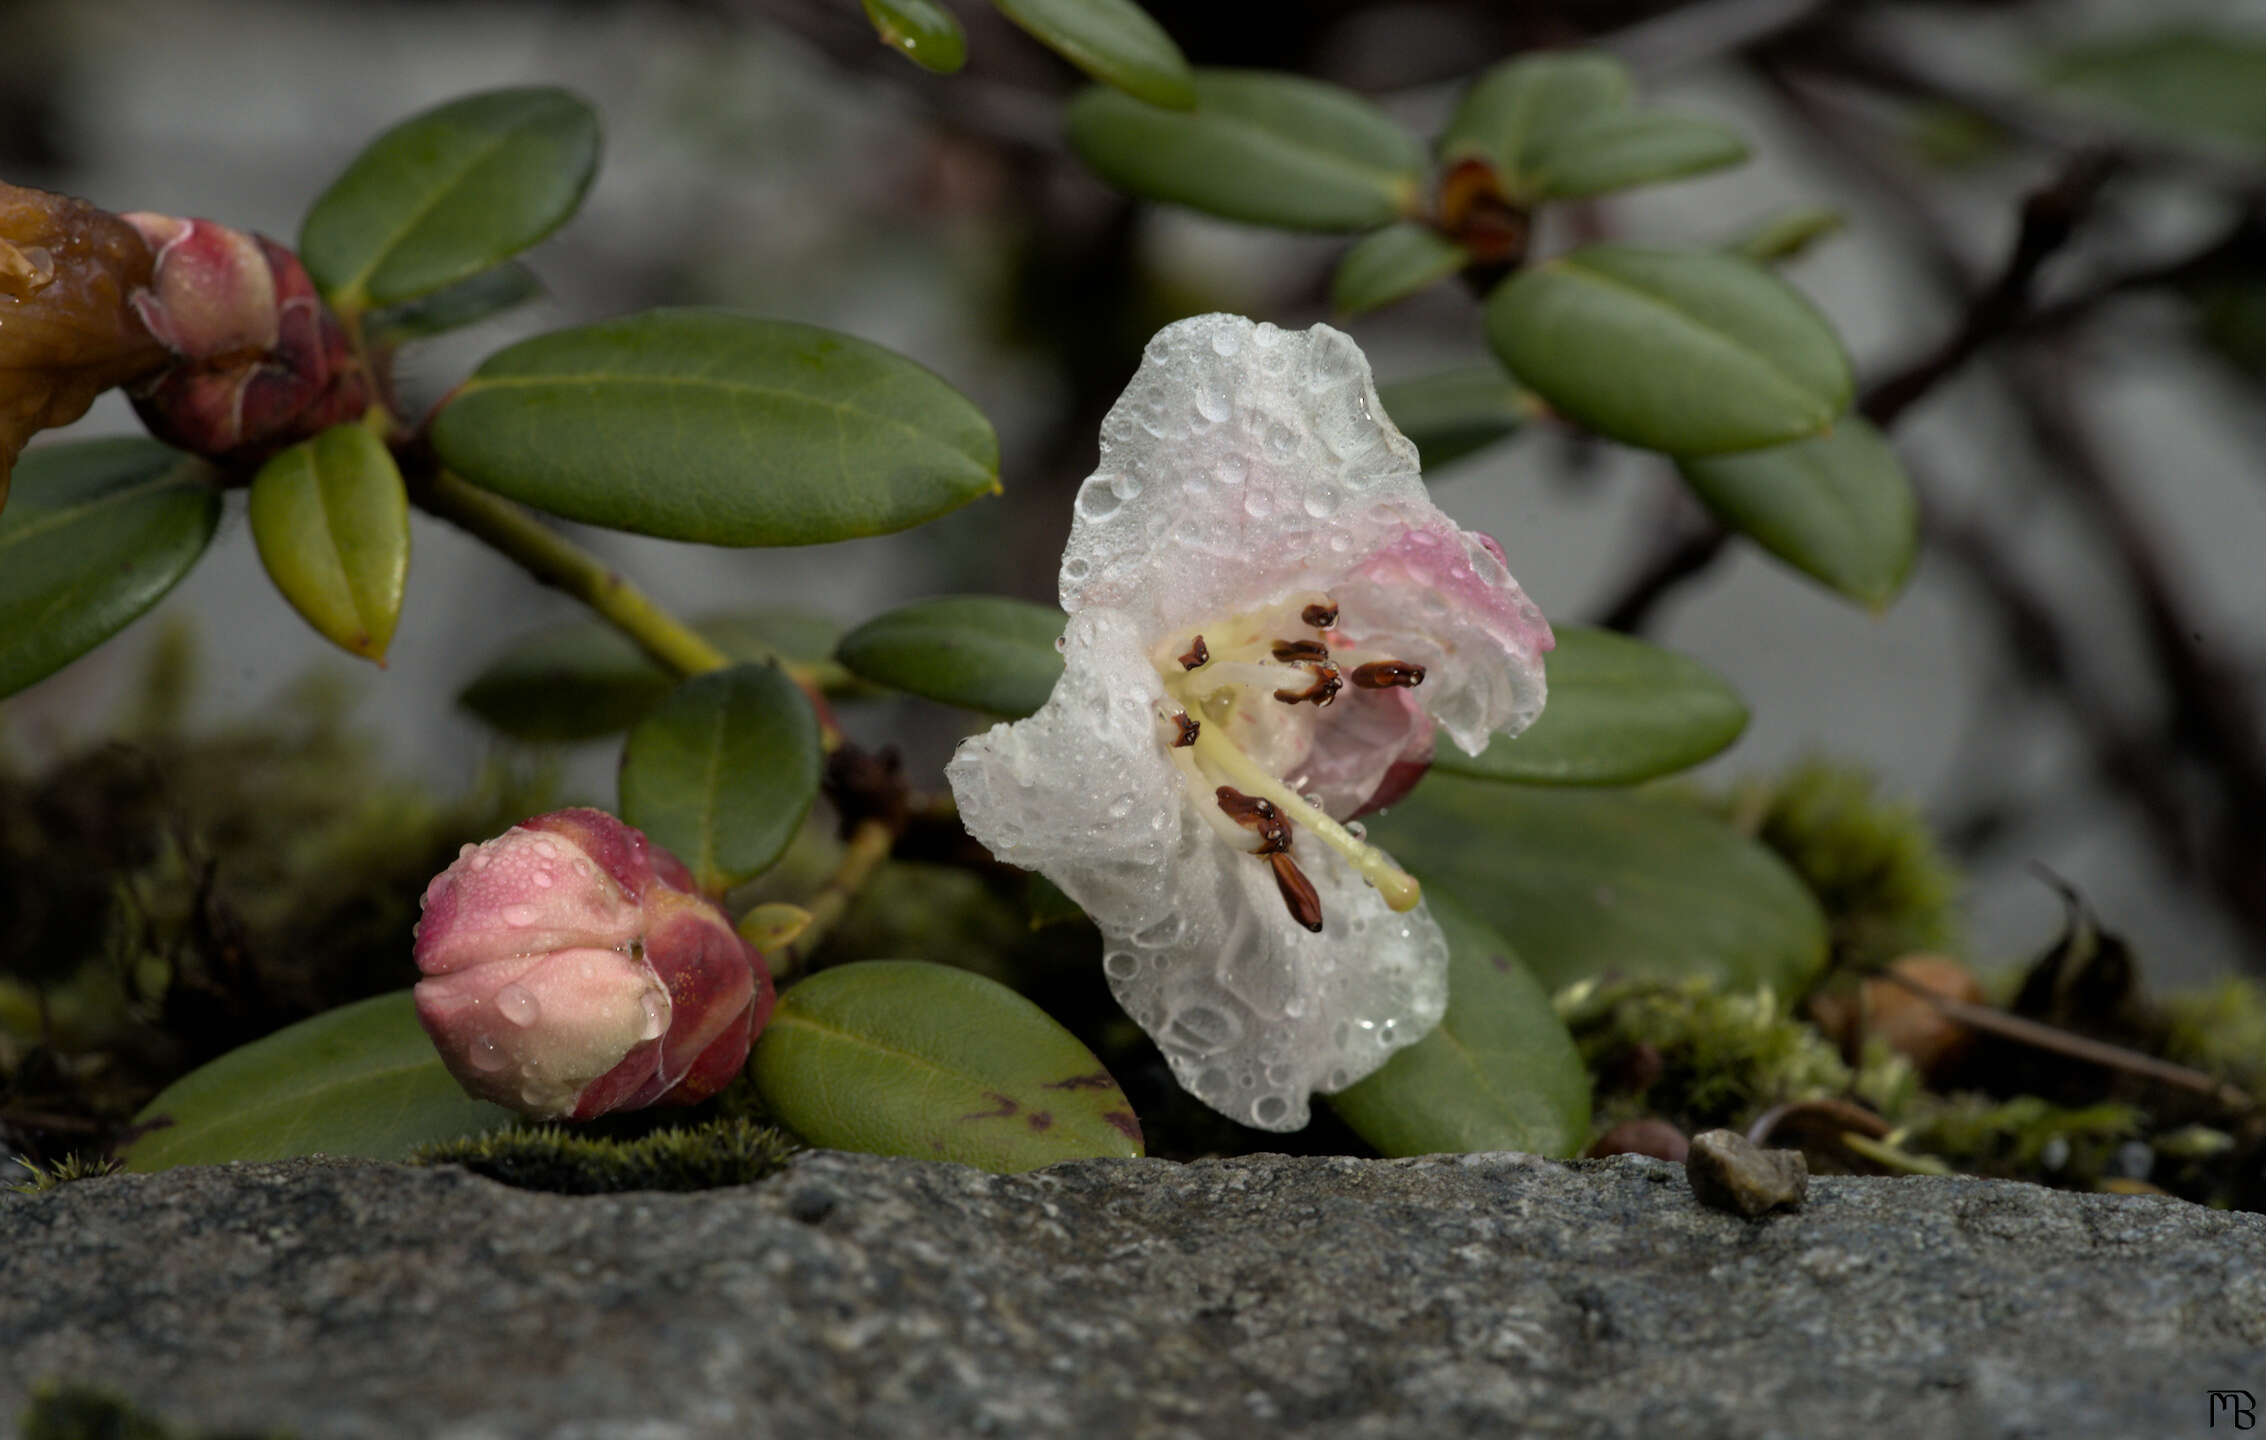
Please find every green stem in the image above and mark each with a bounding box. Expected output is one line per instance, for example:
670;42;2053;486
420;469;734;677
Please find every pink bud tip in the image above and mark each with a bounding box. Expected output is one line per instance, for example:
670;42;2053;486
412;808;774;1120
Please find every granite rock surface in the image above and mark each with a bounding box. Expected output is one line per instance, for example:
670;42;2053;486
5;1150;2262;1438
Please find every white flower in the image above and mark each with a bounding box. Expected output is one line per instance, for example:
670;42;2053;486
946;315;1552;1131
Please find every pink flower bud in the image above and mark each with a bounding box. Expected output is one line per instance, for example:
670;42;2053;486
119;213;371;464
412;808;774;1120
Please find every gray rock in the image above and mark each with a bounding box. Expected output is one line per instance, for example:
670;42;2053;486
1685;1128;1808;1217
4;1151;2261;1439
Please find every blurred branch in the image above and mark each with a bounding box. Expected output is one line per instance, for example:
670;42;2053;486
1591;501;1728;634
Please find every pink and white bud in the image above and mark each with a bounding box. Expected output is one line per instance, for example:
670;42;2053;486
119;213;370;464
412;807;774;1120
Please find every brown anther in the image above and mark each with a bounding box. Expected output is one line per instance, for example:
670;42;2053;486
1350;660;1426;690
1171;712;1200;748
1273;664;1342;708
1271;639;1330;663
1267;852;1325;933
1216;787;1291;855
1178;635;1210;670
1301;602;1338;630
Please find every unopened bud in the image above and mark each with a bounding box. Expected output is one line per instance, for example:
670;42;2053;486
121;213;371;464
413;808;774;1120
0;182;171;506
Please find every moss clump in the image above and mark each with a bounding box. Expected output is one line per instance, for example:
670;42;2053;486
20;1382;289;1439
1898;1093;2145;1183
1713;760;1961;974
7;1152;122;1196
410;1116;800;1194
2161;977;2266;1096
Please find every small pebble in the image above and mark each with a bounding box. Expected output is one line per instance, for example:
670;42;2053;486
787;1186;838;1224
1587;1118;1690;1163
1686;1129;1808;1218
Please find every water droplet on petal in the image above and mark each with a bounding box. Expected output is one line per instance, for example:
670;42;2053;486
469;853;491;872
533;839;559;859
503;905;535;928
458;843;476;859
469;1034;508;1072
1254;1095;1290;1126
533;870;555;888
639;991;668;1041
1195;381;1232;423
1103;951;1140;980
1063;556;1092;582
496;985;540;1028
1303;489;1340;519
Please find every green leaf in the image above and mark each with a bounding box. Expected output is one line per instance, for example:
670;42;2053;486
2047;30;2266;151
1375;366;1532;472
1726;206;1846;265
1486;245;1852;456
1330;223;1470;317
247;423;410;663
364;261;543;346
863;0;968;74
837;595;1065;718
1434;627;1746;786
1327;888;1590;1157
1678;417;1919;608
0;439;217;701
993;0;1194;109
431;309;1001;546
1439;51;1634;177
121;991;516;1172
618;663;823;893
751;960;1144;1172
300;87;600;310
1067;70;1426;232
1368;776;1827;994
1522;109;1748;200
459;610;844;743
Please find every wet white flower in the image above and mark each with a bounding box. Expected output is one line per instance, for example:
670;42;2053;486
946;315;1552;1131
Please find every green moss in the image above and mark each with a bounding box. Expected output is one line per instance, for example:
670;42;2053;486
20;1381;290;1439
410;1116;800;1194
1898;1093;2144;1181
8;1152;122;1196
1712;759;1961;974
2161;977;2266;1098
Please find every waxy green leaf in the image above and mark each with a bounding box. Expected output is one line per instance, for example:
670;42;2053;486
1487;245;1852;456
837;595;1065;718
1330;223;1470;317
1327;888;1590;1158
432;309;1000;546
618;663;823;894
1727;206;1846;265
122;991;516;1172
994;0;1194;109
752;960;1144;1173
1438;51;1634;178
300;87;600;310
364;261;543;346
459;610;844;743
248;424;410;663
1376;366;1531;472
2047;30;2266;152
1434;627;1746;786
863;0;968;74
1067;71;1426;232
1523;108;1748;199
1369;777;1828;995
0;439;216;700
1679;417;1918;609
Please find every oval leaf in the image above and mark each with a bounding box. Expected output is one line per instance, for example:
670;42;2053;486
300;87;600;310
994;0;1194;109
1367;776;1827;995
248;423;410;663
618;663;822;893
122;991;516;1172
1331;223;1470;317
1375;366;1532;472
1678;417;1918;608
1326;887;1590;1157
2047;31;2266;152
460;610;845;743
751;959;1144;1172
1439;51;1634;179
0;439;217;700
431;309;1000;545
1487;245;1853;456
364;261;543;346
1524;109;1749;200
863;0;967;74
1435;627;1746;786
1727;205;1846;265
1067;71;1425;232
837;595;1065;718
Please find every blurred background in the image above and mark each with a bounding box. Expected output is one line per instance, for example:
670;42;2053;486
5;0;2263;986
